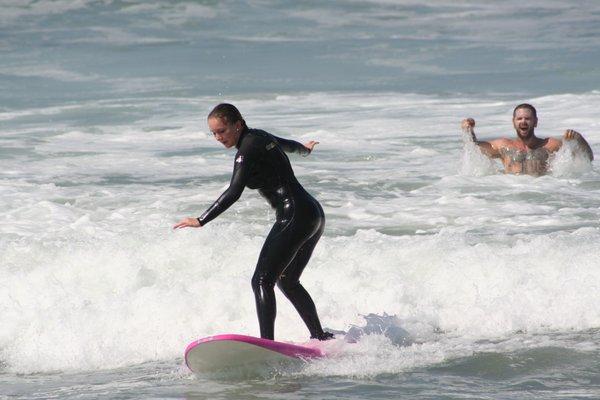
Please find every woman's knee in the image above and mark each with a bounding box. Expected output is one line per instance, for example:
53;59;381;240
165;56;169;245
252;271;276;293
276;274;299;294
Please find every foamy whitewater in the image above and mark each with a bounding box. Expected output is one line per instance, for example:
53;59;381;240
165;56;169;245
1;1;600;399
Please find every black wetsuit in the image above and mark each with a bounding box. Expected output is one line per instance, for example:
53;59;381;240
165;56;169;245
198;127;330;340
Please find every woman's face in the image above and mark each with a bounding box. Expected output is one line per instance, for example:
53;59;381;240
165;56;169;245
208;117;242;148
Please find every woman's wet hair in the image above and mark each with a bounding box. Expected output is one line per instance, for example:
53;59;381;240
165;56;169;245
513;103;537;118
208;103;247;128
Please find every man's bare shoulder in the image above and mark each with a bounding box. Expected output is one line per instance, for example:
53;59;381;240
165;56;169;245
488;137;515;148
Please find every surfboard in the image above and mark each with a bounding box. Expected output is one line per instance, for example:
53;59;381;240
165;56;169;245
184;334;324;374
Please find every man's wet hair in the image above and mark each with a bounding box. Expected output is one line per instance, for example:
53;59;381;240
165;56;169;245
513;103;537;119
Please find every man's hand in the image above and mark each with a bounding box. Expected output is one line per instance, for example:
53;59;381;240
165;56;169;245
173;217;201;229
304;140;319;153
563;129;594;161
461;118;476;141
461;118;475;131
563;129;582;141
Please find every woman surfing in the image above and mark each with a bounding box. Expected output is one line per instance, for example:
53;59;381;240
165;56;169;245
174;103;333;341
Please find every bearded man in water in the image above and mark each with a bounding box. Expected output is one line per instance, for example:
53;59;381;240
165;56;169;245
462;103;593;176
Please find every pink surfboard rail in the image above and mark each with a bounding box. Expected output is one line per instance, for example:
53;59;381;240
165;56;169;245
184;334;324;369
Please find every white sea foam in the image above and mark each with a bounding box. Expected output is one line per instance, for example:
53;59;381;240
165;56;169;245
0;65;99;82
2;225;600;374
65;27;180;46
1;91;599;374
0;0;91;24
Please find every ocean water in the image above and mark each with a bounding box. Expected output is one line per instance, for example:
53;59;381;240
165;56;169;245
1;1;600;399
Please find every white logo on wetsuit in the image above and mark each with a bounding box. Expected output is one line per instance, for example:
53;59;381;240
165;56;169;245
266;142;276;151
236;155;244;163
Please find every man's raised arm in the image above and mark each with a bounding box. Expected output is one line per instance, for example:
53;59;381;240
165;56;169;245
462;118;503;158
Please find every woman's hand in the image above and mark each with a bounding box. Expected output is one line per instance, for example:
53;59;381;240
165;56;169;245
173;217;201;230
304;140;319;153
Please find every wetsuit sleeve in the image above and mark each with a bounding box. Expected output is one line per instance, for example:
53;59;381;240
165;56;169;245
271;134;310;156
196;151;252;226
